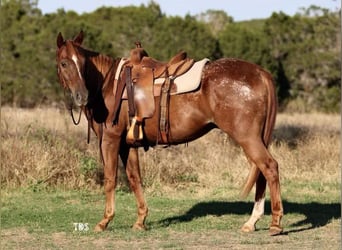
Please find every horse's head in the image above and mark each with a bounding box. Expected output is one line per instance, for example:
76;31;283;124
56;31;88;107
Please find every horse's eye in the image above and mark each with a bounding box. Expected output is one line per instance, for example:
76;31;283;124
61;62;67;68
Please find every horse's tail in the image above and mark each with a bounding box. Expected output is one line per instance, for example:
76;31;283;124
262;72;277;147
241;71;277;198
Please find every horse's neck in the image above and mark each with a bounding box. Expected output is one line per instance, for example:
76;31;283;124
89;54;115;77
83;51;118;93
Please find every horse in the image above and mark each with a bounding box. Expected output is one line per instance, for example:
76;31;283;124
56;31;283;236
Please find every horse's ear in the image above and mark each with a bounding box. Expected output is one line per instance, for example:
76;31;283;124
73;30;84;45
57;32;64;48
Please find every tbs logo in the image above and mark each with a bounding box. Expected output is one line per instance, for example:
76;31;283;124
73;223;89;231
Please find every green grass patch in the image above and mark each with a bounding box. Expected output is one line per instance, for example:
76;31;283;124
1;182;340;249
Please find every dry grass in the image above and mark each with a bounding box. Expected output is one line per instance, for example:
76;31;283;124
140;112;340;197
1;107;340;195
272;114;340;182
1;107;100;189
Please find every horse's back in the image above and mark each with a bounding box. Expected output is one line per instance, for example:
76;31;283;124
202;58;274;104
203;58;272;87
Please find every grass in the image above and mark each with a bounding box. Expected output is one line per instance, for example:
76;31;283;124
0;107;341;249
1;107;340;191
1;184;340;249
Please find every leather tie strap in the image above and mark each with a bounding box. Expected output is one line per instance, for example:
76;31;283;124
159;61;188;144
159;76;172;144
125;66;136;123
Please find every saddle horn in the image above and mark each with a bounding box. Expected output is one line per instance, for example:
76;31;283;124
130;41;148;65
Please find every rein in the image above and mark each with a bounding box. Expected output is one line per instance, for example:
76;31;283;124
64;89;94;145
64;89;82;125
59;48;117;164
70;104;82;125
57;43;114;165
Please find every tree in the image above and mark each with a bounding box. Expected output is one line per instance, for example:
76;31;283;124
264;7;340;111
196;10;233;37
0;1;339;112
0;0;48;106
149;15;217;60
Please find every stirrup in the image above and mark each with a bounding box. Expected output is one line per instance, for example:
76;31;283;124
126;117;143;143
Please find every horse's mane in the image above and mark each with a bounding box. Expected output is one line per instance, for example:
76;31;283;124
78;46;120;96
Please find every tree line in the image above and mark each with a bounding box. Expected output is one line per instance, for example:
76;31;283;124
1;0;340;112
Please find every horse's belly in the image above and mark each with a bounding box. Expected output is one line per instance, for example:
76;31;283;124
143;94;212;145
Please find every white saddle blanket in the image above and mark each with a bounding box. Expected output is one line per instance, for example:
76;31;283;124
117;58;210;98
154;58;209;95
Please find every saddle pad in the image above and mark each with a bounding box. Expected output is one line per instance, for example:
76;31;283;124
119;58;210;99
115;58;128;81
154;58;210;95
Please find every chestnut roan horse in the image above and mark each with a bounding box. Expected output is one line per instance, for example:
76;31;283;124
56;31;283;236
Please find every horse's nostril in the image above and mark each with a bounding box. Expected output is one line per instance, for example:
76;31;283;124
75;92;82;102
74;92;85;106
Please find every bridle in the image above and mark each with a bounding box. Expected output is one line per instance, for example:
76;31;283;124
56;44;116;148
56;62;83;126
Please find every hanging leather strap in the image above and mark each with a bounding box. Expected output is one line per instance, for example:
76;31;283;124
158;60;186;144
125;66;135;124
159;76;173;144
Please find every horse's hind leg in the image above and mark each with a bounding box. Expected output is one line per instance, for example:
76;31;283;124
120;144;148;230
241;169;267;232
241;140;283;235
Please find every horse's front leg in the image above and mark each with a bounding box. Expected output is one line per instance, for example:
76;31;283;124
120;143;148;230
94;134;121;232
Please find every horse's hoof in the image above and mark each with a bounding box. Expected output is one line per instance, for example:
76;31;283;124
269;225;283;236
132;223;146;230
241;223;255;233
94;224;105;232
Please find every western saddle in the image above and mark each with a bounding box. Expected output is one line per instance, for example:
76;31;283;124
121;42;194;144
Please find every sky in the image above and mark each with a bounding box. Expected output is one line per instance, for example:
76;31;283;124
37;0;340;21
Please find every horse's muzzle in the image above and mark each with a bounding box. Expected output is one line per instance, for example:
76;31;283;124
73;90;88;107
